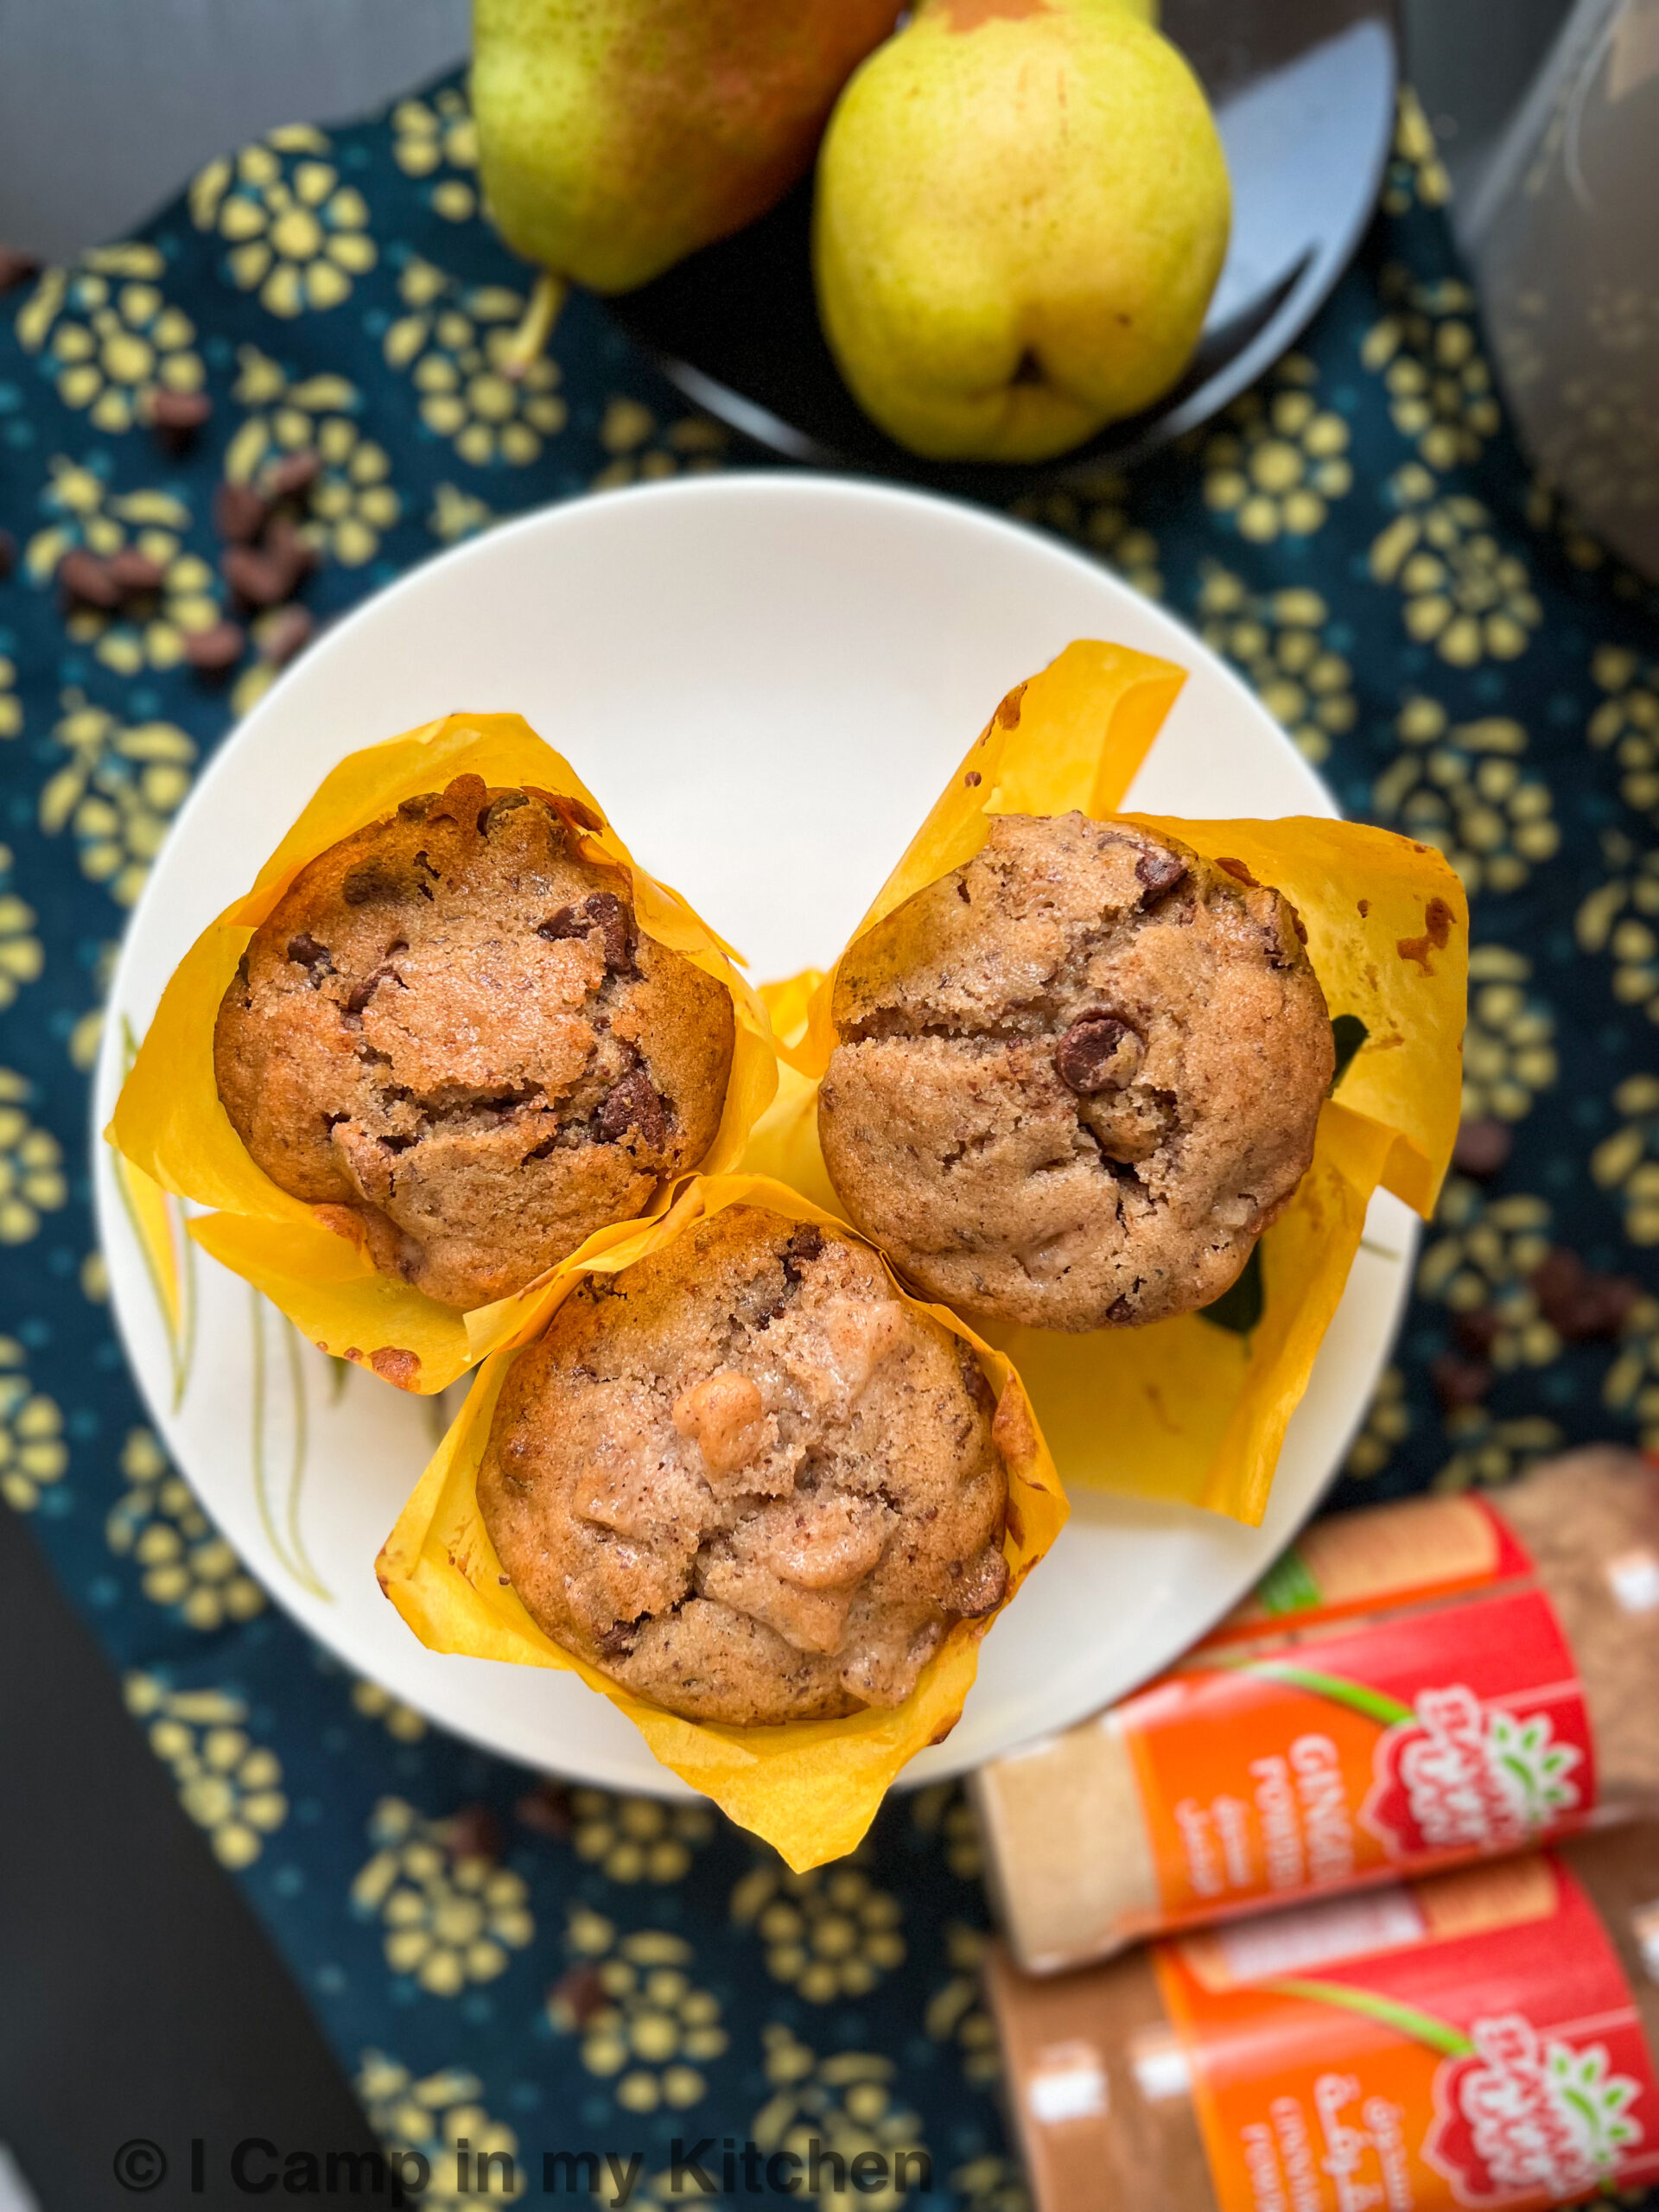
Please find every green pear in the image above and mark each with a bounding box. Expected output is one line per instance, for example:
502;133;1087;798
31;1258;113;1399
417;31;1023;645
813;0;1230;462
474;0;905;298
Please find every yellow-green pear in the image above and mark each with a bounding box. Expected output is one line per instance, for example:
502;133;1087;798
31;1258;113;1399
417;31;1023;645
813;0;1230;463
474;0;905;300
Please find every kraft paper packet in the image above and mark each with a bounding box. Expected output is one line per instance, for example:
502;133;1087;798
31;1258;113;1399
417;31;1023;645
107;714;778;1396
376;1172;1067;1870
747;640;1468;1526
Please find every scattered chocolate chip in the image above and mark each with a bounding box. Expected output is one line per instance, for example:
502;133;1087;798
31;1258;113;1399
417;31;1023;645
1531;1249;1643;1343
0;247;41;293
549;1962;608;2026
1055;1012;1137;1095
781;1223;824;1287
1431;1351;1493;1410
952;1547;1009;1618
1216;856;1262;888
345;963;398;1014
1453;1309;1501;1359
57;549;121;611
0;528;16;582
264;448;321;503
1135;846;1189;900
397;793;436;820
1452;1116;1513;1179
286;932;333;977
259;603;314;666
182;620;245;676
213;480;268;545
148;387;212;452
480;791;530;834
342;859;408;907
595;1620;639;1659
515;1782;572;1839
1106;1294;1136;1323
222;543;290;607
106;547;167;597
446;1803;502;1862
582;892;632;971
596;1069;667;1150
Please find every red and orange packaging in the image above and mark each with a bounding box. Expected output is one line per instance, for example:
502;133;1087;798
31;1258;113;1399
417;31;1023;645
975;1448;1659;1972
988;1827;1659;2212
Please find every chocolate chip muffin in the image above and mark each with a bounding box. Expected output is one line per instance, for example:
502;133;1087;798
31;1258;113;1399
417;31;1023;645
477;1206;1010;1726
215;774;734;1309
817;812;1333;1332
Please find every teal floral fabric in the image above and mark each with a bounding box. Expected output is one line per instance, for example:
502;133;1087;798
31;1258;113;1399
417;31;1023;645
1;72;1656;2208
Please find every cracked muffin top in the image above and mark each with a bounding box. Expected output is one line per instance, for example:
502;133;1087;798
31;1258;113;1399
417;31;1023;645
213;773;735;1310
817;811;1333;1332
477;1205;1010;1727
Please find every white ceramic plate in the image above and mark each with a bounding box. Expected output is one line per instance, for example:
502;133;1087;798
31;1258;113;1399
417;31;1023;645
94;474;1415;1797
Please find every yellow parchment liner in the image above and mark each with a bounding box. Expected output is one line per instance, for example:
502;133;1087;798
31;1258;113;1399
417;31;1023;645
376;1172;1067;1870
107;714;778;1395
747;641;1469;1526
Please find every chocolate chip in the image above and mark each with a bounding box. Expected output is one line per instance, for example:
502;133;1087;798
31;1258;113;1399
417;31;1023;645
258;603;313;667
57;550;121;610
286;933;333;977
0;247;41;293
1106;1294;1136;1323
480;791;529;835
221;543;289;607
1431;1351;1493;1409
1135;846;1189;900
213;480;268;545
345;963;397;1014
397;794;436;820
0;529;14;582
595;1621;639;1659
1055;1013;1137;1095
148;387;212;453
342;859;408;906
596;1069;667;1150
106;547;167;597
952;1547;1008;1618
446;1803;501;1863
1531;1249;1643;1344
781;1223;824;1286
1452;1117;1513;1179
540;893;632;971
264;448;321;503
182;620;245;676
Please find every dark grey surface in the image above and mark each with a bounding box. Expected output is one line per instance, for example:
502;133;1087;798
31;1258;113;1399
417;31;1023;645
0;1503;384;2211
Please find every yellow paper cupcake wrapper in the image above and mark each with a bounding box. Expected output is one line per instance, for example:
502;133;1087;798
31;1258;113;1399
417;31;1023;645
747;641;1469;1525
107;713;779;1395
375;1172;1068;1871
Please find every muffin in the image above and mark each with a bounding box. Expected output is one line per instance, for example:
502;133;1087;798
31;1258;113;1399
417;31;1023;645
477;1206;1010;1726
214;773;734;1309
817;812;1334;1332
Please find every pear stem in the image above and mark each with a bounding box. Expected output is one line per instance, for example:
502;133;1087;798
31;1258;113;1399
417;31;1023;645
502;271;567;381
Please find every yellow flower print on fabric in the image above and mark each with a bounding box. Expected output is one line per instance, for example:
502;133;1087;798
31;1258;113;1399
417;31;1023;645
125;1674;288;1868
1577;837;1659;1025
1417;1179;1559;1370
357;2055;524;2209
1461;946;1559;1123
226;347;399;569
1202;354;1352;543
569;1788;714;1885
553;1910;727;2113
1433;1411;1564;1496
352;1797;533;1996
909;1784;982;1881
1593;1075;1659;1249
952;2158;1032;2212
0;1336;67;1512
1344;1364;1410;1480
189;125;375;317
428;482;499;544
1009;472;1161;598
1382;86;1452;216
385;258;566;467
1588;645;1659;828
16;245;205;435
925;1924;1001;2088
106;1427;264;1630
1197;566;1357;766
1607;1298;1659;1452
732;1859;905;2004
0;652;19;741
0;1070;67;1243
391;89;480;223
1362;267;1501;472
41;691;196;907
0;848;45;1013
1372;697;1558;896
1371;468;1542;668
351;1677;428;1743
25;461;220;676
753;2027;930;2212
592;397;728;490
